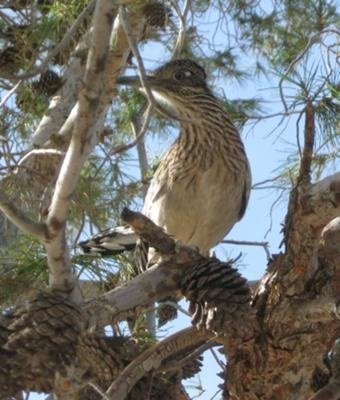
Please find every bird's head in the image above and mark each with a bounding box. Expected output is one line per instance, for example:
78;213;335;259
116;59;210;120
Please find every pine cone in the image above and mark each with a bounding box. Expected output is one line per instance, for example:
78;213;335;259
181;257;251;331
31;69;63;97
182;355;203;380
4;291;83;393
0;46;21;74
77;334;127;386
142;2;172;29
182;257;250;307
157;298;178;327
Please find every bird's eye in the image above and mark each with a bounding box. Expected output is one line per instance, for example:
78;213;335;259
174;70;192;80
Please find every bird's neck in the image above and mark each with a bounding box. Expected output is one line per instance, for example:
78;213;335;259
176;104;247;168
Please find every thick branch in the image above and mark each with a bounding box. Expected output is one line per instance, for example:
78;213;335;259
301;172;340;229
308;383;340;400
308;339;340;400
319;217;340;264
85;251;197;327
44;0;117;297
30;35;89;147
31;1;146;147
106;327;211;400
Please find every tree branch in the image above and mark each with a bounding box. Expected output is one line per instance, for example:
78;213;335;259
308;383;340;400
308;339;340;400
159;340;216;374
0;79;22;108
0;190;45;239
110;103;153;156
301;172;340;229
171;0;191;58
31;1;146;147
118;5;157;108
298;102;315;185
106;327;211;400
44;0;117;299
221;239;271;260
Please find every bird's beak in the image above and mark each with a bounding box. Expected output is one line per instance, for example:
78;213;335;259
116;75;142;87
116;76;153;88
116;74;162;88
116;74;181;121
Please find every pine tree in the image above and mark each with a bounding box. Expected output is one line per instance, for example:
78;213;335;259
0;1;339;399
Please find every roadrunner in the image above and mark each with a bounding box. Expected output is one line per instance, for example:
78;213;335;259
80;59;251;325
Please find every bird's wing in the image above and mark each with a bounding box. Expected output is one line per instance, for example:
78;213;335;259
142;174;168;219
79;226;138;256
238;161;252;220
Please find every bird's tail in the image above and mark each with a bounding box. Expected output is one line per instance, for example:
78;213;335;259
79;226;138;256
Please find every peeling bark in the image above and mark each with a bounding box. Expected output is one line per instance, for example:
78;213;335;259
221;109;340;399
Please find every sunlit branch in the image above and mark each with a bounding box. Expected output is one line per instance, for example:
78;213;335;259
44;0;116;300
171;0;192;57
119;6;157;108
0;191;45;239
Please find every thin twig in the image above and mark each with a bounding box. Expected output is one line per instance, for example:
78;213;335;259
278;34;317;112
209;347;225;370
171;0;191;58
159;340;217;374
295;109;304;158
110;103;153;155
210;389;222;400
44;0;96;66
246;110;301;121
118;6;156;107
221;239;271;261
0;80;22;108
252;174;284;189
88;382;111;400
131;106;150;197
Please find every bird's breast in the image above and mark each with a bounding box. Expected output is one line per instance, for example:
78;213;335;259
144;152;249;253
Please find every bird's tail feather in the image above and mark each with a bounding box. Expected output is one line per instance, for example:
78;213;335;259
79;226;138;256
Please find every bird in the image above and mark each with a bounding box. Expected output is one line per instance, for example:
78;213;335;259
80;59;251;325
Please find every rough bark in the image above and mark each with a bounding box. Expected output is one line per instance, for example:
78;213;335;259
222;169;340;398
